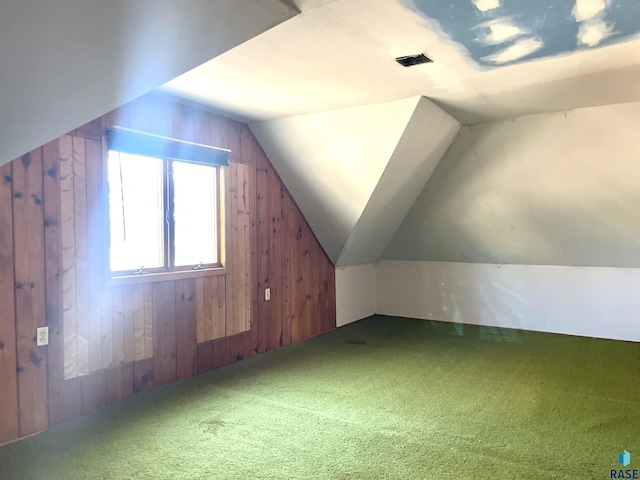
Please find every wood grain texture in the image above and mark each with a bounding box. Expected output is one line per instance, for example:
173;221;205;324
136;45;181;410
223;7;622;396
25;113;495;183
280;191;294;347
196;341;213;375
13;148;48;437
106;363;133;405
111;286;125;366
176;279;197;380
268;173;283;350
0;93;336;445
225;162;251;337
247;128;259;357
226;162;240;336
122;288;136;364
72;137;90;377
133;285;145;362
100;287;114;370
152;282;177;387
85;138;102;373
59;135;78;379
290;196;304;344
43;139;82;427
301;224;313;341
0;163;19;444
81;369;107;415
133;358;154;394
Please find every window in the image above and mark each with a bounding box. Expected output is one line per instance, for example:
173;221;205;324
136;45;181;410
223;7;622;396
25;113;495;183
105;127;229;278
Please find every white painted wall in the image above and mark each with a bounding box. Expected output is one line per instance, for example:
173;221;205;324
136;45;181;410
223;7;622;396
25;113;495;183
384;101;640;267
251;98;420;263
377;260;640;342
337;97;460;266
336;264;377;327
0;0;296;167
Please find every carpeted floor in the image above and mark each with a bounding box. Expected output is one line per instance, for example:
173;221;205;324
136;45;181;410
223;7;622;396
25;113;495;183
1;315;638;479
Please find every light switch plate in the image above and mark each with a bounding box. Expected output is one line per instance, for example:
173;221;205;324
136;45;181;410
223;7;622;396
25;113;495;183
36;326;49;346
265;288;271;301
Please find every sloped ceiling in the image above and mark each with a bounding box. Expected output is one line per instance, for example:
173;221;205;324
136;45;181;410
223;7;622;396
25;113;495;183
0;0;297;168
161;0;640;124
383;101;640;267
159;1;640;268
3;0;639;270
337;97;460;266
251;98;419;263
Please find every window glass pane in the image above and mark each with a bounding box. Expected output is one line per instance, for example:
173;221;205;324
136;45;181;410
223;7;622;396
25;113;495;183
108;151;164;272
173;161;218;267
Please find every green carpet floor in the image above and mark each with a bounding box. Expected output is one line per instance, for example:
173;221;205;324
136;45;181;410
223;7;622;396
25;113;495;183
1;315;638;479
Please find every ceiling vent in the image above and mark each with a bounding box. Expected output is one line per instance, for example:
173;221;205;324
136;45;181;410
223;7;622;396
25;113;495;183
395;53;433;67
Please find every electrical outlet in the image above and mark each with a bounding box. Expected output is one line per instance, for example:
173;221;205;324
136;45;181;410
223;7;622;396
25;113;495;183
36;327;49;346
265;288;271;301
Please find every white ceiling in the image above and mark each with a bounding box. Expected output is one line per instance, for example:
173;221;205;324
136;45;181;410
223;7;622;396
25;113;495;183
161;0;640;125
0;0;297;167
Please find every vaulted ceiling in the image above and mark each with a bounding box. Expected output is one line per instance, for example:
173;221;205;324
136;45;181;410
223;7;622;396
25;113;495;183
2;0;639;267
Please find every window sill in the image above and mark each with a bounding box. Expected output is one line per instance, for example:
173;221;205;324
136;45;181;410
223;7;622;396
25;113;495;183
107;267;226;287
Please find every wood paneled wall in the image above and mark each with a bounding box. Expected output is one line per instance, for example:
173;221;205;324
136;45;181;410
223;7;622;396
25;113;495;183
0;94;336;446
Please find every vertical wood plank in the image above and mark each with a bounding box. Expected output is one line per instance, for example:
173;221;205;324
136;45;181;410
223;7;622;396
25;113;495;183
106;363;133;405
176;279;197;380
85;138;103;373
122;287;136;363
13;148;48;436
238;164;251;337
268;173;283;350
196;341;213;375
280;192;294;347
327;259;337;331
211;338;226;370
43;139;82;426
111;286;125;366
152;281;177;387
81;370;107;414
127;96;152;133
301;224;313;341
133;358;154;394
133;285;145;361
72;137;90;376
143;284;153;359
255;153;270;353
290;200;304;343
0;163;19;444
59;135;77;378
146;95;174;138
225;162;240;336
75;119;102;141
227;120;243;165
203;276;214;341
100;287;114;369
248;132;259;357
213;276;226;340
210;116;228;149
196;277;205;343
309;233;322;338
